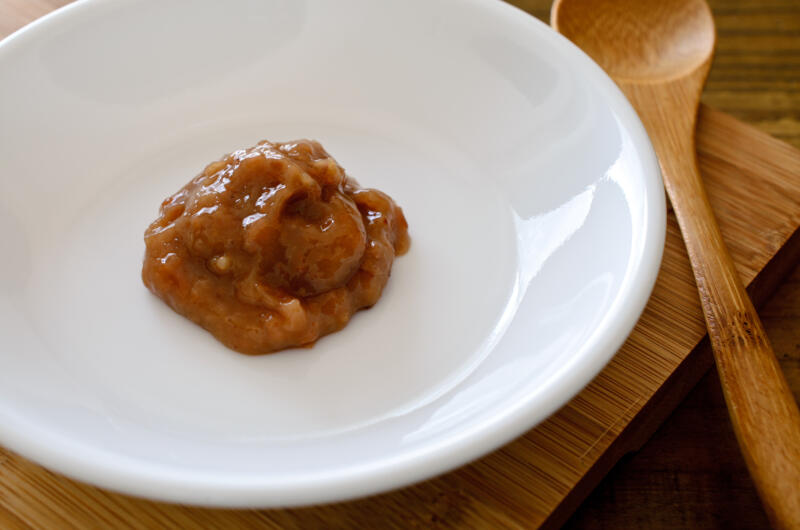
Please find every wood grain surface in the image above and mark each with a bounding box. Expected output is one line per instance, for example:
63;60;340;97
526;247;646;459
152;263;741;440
1;1;799;529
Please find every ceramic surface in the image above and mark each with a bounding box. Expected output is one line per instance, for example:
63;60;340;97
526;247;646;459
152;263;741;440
0;0;665;507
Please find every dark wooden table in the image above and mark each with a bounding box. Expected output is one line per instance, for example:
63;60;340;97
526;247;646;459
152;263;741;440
1;1;798;528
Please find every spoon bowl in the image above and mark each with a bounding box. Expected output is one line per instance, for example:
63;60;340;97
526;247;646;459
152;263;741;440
554;0;715;81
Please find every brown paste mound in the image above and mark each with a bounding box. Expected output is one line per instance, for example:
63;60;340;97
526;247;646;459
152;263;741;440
142;139;410;354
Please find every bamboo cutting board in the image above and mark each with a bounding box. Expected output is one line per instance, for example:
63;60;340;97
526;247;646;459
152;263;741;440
2;9;800;530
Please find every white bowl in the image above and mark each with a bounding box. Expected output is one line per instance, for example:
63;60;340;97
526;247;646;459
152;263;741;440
0;0;664;507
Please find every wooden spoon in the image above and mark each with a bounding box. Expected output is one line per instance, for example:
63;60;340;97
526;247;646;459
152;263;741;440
551;0;800;527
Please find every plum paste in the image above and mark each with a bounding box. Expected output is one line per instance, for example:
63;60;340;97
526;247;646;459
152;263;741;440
142;139;410;354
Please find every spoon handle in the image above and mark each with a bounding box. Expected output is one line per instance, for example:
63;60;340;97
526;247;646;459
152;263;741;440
678;186;800;529
641;91;800;528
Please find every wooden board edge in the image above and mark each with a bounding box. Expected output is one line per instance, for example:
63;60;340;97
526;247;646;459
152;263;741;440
541;225;800;529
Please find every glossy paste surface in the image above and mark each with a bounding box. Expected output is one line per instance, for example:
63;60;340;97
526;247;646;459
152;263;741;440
143;140;409;354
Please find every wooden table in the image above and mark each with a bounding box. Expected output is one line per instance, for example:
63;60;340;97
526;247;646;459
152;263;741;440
1;1;798;528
